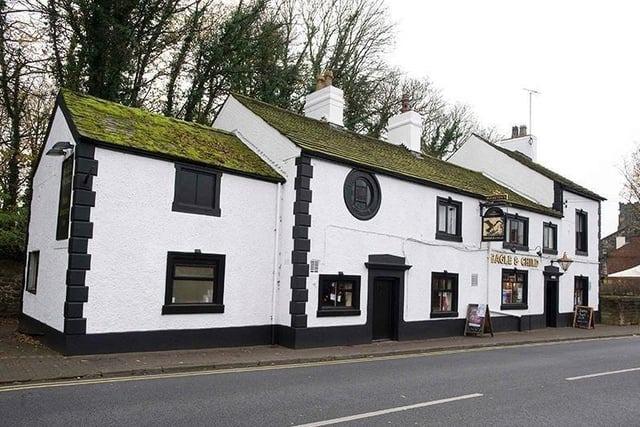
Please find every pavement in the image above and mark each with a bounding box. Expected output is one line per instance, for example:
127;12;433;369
1;334;639;425
0;317;638;386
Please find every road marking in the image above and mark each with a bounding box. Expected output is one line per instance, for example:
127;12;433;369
566;366;640;381
0;335;636;393
293;393;483;427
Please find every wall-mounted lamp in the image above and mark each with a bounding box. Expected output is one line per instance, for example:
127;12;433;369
45;141;74;156
550;251;574;272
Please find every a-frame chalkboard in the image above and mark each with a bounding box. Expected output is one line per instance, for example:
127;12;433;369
464;304;494;337
573;305;595;329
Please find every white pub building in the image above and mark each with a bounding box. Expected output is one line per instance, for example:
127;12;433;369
21;78;604;354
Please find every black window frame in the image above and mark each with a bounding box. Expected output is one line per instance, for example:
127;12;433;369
575;210;588;256
430;272;459;318
162;251;225;314
503;214;529;252
56;155;73;240
542;222;558;255
172;162;222;217
25;250;40;294
574;276;589;307
343;169;381;221
317;274;361;317
435;197;463;242
501;268;528;310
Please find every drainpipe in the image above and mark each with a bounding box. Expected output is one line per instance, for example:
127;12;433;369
270;182;282;345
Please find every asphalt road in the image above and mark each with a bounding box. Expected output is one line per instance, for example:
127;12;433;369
1;336;639;426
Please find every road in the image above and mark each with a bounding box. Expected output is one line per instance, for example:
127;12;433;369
1;336;639;426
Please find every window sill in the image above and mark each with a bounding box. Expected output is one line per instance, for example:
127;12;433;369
575;250;588;257
317;309;361;317
172;202;221;217
431;311;458;318
542;248;558;255
500;304;528;310
435;232;462;243
503;243;529;252
162;303;224;314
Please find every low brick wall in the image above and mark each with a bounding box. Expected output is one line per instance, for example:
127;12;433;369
600;277;640;326
0;259;23;317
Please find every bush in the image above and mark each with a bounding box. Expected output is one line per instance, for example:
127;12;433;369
0;207;26;261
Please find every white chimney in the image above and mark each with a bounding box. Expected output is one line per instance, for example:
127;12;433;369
303;71;344;127
386;95;423;152
499;124;538;161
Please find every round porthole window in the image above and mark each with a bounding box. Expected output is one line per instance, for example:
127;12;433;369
343;169;381;220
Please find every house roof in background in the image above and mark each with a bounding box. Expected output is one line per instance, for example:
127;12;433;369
58;89;284;182
233;93;561;217
475;135;605;201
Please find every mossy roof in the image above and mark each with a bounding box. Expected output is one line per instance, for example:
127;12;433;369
59;89;283;182
233;93;561;217
477;136;605;201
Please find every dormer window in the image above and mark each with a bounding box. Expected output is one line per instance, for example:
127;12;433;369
172;163;221;217
435;197;462;242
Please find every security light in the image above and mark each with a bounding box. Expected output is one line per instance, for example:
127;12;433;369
45;141;74;156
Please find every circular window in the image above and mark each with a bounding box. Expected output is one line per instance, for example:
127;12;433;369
343;170;381;220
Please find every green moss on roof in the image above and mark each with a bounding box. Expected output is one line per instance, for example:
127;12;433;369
233;93;560;217
59;89;283;182
477;135;605;201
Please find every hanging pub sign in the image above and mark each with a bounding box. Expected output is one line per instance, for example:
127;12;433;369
482;206;505;242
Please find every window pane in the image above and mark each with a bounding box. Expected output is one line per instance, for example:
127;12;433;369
447;205;457;234
176;169;197;205
320;281;337;307
56;156;73;240
195;173;215;208
175;265;215;278
437;204;447;232
502;272;525;304
172;280;214;303
320;280;356;309
26;252;39;291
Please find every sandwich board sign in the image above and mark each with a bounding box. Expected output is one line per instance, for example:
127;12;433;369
573;305;595;329
464;304;494;337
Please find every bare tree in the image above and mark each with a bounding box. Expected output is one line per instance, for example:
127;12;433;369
621;144;640;214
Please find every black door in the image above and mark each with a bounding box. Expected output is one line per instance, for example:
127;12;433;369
372;279;397;340
545;279;558;327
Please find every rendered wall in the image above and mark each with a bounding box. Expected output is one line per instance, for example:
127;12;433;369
83;147;279;333
22;108;74;331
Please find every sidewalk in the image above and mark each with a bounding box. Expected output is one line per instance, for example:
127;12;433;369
0;317;638;386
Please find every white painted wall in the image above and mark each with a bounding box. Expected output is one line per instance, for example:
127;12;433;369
214;96;301;327
450;135;554;207
84;147;279;333
497;135;537;161
558;190;600;312
22;108;74;331
306;158;572;327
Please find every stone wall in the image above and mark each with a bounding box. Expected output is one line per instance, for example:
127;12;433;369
600;277;640;326
0;259;23;317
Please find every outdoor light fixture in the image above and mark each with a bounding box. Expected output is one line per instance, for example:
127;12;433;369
550;251;574;272
45;141;74;156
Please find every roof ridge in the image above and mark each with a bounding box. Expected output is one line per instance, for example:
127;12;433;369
232;92;473;170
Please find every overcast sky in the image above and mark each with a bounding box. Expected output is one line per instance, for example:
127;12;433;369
386;0;638;235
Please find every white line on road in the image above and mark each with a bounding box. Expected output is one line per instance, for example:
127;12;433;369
293;393;484;427
566;367;640;381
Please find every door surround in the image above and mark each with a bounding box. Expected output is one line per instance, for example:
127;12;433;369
365;254;412;341
543;265;562;328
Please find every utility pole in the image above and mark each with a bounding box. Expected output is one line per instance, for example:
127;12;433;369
522;88;540;134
